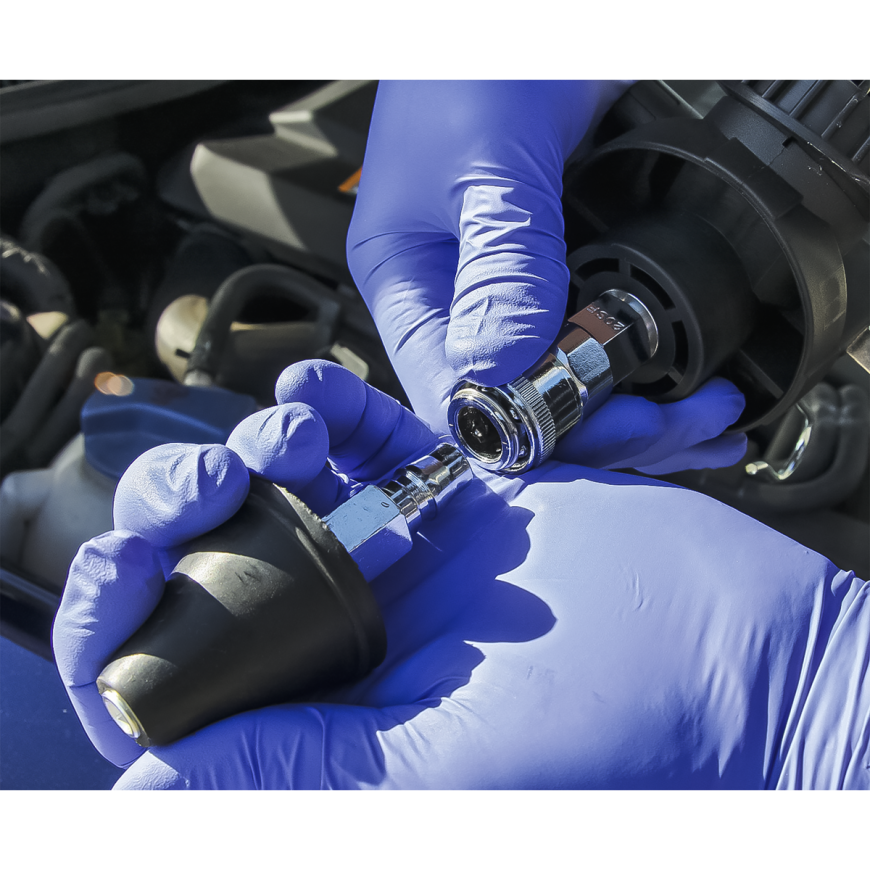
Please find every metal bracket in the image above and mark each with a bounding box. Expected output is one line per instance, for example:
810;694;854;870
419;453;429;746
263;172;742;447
745;402;813;482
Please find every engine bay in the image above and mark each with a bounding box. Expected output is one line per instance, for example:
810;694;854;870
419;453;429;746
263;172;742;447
0;79;870;660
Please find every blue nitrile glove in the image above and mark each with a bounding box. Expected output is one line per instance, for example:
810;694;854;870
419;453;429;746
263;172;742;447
54;361;869;789
347;80;748;471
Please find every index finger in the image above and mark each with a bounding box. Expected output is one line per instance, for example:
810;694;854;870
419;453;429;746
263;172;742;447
345;232;459;429
275;360;439;483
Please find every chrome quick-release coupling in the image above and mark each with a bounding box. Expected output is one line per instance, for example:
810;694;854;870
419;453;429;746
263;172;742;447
447;290;659;474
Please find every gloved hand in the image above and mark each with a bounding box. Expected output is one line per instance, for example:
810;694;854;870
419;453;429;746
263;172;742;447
54;361;868;789
346;80;748;472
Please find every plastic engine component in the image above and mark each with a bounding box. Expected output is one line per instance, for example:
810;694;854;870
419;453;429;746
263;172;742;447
81;378;258;480
189;81;376;281
563;79;870;431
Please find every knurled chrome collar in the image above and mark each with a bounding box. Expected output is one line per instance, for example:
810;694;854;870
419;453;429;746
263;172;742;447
506;374;558;471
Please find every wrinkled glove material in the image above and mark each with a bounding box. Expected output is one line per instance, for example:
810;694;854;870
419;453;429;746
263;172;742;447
53;361;869;790
346;80;747;472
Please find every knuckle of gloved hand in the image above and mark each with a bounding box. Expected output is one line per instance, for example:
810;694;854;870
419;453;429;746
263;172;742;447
73;529;157;581
227;404;329;486
60;531;148;620
275;360;368;444
113;443;249;548
445;285;567;386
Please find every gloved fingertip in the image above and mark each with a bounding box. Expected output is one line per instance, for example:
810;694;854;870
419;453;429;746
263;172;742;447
710;432;749;467
275;358;347;401
691;377;747;426
114;443;250;549
227;403;329;489
275;360;368;444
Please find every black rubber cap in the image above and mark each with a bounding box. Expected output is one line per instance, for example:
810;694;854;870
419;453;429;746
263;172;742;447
97;478;387;746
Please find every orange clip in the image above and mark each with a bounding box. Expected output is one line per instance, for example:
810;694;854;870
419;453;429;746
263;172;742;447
339;167;363;194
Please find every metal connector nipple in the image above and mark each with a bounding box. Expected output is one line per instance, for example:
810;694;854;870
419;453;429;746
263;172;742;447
324;443;471;580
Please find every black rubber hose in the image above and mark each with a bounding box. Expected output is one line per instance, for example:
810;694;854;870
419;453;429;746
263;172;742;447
725;384;869;514
0;235;76;317
1;301;45;423
145;226;253;352
183;264;341;386
18;153;146;250
24;345;113;469
17;153;148;315
0;319;95;474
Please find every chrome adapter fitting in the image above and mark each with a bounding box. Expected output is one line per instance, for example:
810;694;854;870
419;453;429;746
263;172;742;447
447;290;659;474
323;442;471;580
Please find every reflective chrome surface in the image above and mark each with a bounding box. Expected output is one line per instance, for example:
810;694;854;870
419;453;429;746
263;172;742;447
745;403;813;482
325;443;472;580
100;686;144;740
447;291;659;474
